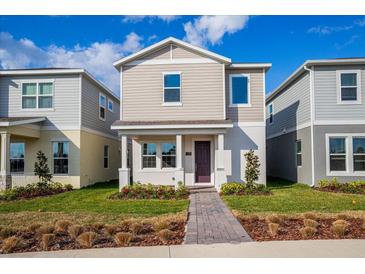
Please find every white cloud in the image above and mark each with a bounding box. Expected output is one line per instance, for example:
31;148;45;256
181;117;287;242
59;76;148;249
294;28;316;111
0;32;144;94
307;25;353;35
183;16;249;47
122;16;179;23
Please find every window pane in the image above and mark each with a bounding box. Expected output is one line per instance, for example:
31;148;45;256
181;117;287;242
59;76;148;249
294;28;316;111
53;142;69;158
296;154;302;166
269;115;273;124
341;87;357;101
104;145;109;157
164;74;180;88
330;155;346;171
104;157;109;168
38;96;52;108
354;155;365;171
341;73;357;86
54;159;68;174
22;83;37;95
39;83;53;95
22;97;36;109
269;104;273;113
329;138;346;153
143;143;156;156
142;156;156;168
162;156;176;168
353;138;365;153
108;101;113;111
99;95;106;106
164;88;180;102
10;143;25;159
296;141;302;153
232;76;248;104
10;159;24;173
100;107;105;119
162;143;176;155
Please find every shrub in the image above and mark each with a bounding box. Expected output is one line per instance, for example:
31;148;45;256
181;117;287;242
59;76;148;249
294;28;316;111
244;150;260;188
28;224;41;233
1;236;18;253
36;225;54;236
68;225;83;239
104;225;118;236
77;232;97;248
34;150;52;183
220;182;270;196
299;227;317;238
41;233;55;251
332;220;349;237
158;229;174;244
337;214;350;220
333;219;349;227
120;220;132;231
0;227;17;239
265;214;282;224
220;182;245;195
303;212;318;220
55;220;72;233
303;219;319;228
130;222;143;235
317;178;365;194
114;232;133;246
110;183;189;200
268;223;279;237
152;219;170;232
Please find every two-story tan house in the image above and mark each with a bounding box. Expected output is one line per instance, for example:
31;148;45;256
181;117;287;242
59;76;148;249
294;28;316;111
112;37;271;190
0;68;120;189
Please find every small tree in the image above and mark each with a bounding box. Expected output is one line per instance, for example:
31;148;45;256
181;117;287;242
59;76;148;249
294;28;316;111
244;150;260;188
34;150;52;183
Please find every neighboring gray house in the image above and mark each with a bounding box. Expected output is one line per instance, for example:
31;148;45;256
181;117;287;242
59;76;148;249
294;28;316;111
112;37;271;190
266;58;365;185
0;68;120;189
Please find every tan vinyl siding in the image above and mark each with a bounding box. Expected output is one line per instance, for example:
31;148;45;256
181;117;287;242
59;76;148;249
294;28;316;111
0;74;80;127
81;76;120;136
171;45;205;59
225;68;265;122
140;45;171;60
122;63;224;121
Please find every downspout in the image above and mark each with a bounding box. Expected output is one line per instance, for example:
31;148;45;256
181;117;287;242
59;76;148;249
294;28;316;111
303;65;315;187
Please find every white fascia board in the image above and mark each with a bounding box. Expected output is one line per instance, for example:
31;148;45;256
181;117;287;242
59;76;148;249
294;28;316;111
0;117;46;127
113;36;231;68
229;63;272;70
82;70;120;102
111;123;234;130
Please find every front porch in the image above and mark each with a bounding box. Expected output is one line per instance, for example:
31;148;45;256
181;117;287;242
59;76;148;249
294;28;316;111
112;120;234;190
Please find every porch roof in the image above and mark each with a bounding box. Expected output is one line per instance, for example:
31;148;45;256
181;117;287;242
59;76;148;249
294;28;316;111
111;119;233;130
0;117;46;127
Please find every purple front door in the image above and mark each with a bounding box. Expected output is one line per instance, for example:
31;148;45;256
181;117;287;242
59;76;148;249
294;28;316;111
195;141;211;183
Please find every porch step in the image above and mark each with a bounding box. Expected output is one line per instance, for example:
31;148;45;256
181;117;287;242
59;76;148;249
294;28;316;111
187;186;216;193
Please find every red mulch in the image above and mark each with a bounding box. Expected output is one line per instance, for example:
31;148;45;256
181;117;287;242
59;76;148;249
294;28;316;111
0;221;185;254
238;217;365;241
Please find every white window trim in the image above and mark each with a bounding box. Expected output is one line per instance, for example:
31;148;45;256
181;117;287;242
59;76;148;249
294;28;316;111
10;142;25;174
141;142;158;170
21;80;54;111
103;145;109;169
295;140;302;167
336;70;362;105
326;133;365;176
140;141;177;171
229;73;251;107
107;98;114;112
268;102;274;125
162;72;182;106
52;141;70;175
99;93;107;121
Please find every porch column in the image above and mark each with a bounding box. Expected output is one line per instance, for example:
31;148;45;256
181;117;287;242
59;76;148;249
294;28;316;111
118;134;130;190
215;133;227;190
0;132;11;190
175;134;184;186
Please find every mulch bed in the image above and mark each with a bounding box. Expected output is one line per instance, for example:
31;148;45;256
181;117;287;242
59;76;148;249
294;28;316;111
238;216;365;241
314;187;365;195
0;220;185;254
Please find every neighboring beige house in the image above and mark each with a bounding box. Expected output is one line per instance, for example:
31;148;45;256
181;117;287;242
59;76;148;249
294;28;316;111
0;68;120;189
112;37;271;190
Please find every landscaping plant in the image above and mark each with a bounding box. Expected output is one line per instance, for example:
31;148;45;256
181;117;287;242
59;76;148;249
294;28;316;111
317;178;365;194
303;219;319;228
77;232;97;248
1;236;18;253
114;232;133;246
244;150;260;189
34;150;53;184
158;229;174;244
268;222;279;237
68;225;83;239
299;226;317;238
41;233;55;251
220;182;270;196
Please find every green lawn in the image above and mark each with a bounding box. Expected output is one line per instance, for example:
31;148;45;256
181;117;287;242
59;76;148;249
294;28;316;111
223;179;365;214
0;181;189;227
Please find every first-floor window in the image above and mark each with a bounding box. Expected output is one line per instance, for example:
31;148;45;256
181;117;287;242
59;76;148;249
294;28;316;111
142;143;157;168
353;137;365;171
10;143;25;173
53;141;69;174
162;143;176;168
329;137;347;171
295;140;302;167
104;145;109;168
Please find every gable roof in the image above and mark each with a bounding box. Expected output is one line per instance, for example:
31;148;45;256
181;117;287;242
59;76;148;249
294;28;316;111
113;37;232;69
266;57;365;104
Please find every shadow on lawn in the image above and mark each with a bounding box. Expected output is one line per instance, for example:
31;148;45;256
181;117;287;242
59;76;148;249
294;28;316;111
267;177;297;189
82;179;119;190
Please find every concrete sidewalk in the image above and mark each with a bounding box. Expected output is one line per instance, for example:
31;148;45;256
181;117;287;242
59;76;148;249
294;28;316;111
1;240;365;258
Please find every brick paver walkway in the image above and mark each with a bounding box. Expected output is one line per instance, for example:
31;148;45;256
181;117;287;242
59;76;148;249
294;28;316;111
184;188;252;244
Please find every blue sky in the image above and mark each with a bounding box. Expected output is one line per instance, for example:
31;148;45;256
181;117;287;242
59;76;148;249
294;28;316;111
1;15;365;95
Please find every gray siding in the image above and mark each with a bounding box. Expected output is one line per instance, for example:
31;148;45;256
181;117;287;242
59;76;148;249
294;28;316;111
267;126;312;184
266;72;311;137
225;68;265;122
0;74;80;127
313;124;365;184
81;76;120;136
314;65;365;121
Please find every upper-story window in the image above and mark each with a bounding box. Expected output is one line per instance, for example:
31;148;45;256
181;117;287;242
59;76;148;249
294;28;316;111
163;72;181;105
229;74;250;107
22;82;53;109
99;93;106;121
337;70;361;104
268;103;274;124
108;99;114;112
